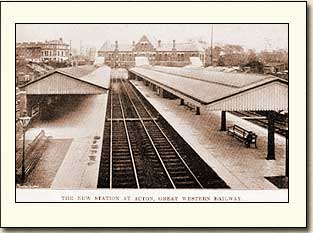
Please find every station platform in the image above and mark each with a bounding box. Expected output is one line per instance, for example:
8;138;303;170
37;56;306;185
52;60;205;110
25;93;108;189
130;80;287;190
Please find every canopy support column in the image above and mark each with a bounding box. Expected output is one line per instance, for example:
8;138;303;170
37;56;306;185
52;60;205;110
159;88;164;98
196;106;200;115
221;111;226;131
267;111;275;160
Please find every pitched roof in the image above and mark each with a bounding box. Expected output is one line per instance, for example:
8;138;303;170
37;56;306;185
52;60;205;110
98;42;134;52
155;42;206;52
147;66;273;88
118;44;135;51
58;65;98;77
129;66;288;110
22;65;110;91
98;36;208;53
79;65;111;89
99;42;115;52
155;43;173;51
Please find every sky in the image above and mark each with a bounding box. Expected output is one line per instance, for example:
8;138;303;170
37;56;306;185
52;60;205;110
16;24;288;52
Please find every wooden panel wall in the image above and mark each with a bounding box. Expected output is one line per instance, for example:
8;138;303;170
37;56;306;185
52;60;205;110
206;82;288;111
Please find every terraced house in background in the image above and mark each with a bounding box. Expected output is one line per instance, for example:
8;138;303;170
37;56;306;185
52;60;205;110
98;35;209;68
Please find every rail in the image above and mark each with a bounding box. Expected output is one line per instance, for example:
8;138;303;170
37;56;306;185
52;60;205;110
109;81;113;189
117;82;140;188
121;79;203;189
120;79;176;188
98;73;228;189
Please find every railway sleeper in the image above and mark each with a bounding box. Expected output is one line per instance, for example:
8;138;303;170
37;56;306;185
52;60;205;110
163;157;181;162
113;166;134;171
113;183;137;188
175;181;200;188
157;149;177;154
163;162;185;168
112;153;132;157
112;148;131;152
113;177;137;183
172;175;193;180
169;170;191;175
112;157;132;161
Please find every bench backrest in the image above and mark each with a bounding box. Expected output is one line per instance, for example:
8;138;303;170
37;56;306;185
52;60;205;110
233;125;248;136
233;125;246;133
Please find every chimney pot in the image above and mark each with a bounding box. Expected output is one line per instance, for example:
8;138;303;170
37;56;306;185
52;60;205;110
158;40;161;47
173;40;176;49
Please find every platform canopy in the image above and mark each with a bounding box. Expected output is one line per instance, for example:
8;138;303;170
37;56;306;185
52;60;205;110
129;66;288;112
22;65;110;95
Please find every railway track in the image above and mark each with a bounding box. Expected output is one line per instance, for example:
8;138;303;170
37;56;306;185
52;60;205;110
230;111;288;136
98;72;229;189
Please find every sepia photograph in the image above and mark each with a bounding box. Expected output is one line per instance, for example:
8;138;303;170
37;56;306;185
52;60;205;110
15;23;289;200
1;0;307;228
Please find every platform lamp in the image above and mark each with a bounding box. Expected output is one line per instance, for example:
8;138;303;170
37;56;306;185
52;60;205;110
19;114;31;184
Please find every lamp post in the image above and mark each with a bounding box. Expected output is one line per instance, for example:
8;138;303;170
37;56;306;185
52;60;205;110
19;115;31;184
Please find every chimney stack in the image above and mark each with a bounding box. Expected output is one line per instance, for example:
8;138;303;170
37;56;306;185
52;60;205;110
115;40;118;50
158;40;161;47
172;40;176;49
132;41;135;46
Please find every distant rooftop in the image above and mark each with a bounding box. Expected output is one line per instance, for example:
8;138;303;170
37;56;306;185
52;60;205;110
58;65;98;78
16;38;69;47
98;35;207;52
146;65;272;88
58;65;111;89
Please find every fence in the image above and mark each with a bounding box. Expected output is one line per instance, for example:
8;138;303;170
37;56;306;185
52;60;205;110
16;130;48;183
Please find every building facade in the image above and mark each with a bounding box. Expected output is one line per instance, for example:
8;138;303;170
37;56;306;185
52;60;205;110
16;38;70;63
16;42;42;63
41;38;70;62
98;35;209;68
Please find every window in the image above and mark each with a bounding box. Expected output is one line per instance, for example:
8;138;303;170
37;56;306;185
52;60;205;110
181;53;185;61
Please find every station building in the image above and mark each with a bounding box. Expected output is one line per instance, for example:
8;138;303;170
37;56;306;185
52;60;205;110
98;35;209;68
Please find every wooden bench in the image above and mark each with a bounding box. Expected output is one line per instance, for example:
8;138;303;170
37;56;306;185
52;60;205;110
227;125;257;148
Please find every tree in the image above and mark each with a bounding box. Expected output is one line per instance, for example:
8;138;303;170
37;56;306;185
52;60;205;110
247;49;257;63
